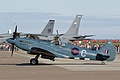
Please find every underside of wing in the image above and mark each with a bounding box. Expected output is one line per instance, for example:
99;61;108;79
28;47;56;61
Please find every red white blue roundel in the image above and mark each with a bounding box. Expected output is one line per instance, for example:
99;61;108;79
71;48;79;55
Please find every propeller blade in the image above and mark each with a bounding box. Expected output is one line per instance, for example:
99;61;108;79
11;43;14;57
56;30;62;45
11;25;17;57
13;25;17;39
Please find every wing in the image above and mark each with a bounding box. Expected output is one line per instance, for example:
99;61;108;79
29;47;56;61
73;35;95;39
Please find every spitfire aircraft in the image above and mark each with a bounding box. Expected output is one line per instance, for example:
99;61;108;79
7;26;116;65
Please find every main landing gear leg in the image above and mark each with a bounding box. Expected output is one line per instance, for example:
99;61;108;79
30;54;40;65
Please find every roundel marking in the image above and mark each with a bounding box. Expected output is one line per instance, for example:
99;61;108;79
71;48;79;55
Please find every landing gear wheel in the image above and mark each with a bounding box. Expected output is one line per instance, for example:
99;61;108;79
30;58;38;65
101;61;105;65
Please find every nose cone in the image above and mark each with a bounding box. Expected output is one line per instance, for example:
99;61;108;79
6;38;14;44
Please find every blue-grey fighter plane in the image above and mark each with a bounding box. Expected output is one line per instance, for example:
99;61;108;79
7;26;116;65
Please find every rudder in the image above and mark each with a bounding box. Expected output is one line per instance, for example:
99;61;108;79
41;20;55;35
98;42;116;61
65;15;82;35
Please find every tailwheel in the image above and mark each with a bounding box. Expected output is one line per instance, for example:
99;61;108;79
30;58;39;65
101;61;105;65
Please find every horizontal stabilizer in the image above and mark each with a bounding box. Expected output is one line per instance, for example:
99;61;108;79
73;35;95;39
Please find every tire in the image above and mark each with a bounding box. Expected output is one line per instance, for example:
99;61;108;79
101;61;105;65
30;58;38;65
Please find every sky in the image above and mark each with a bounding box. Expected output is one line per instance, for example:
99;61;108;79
0;0;120;16
0;0;120;39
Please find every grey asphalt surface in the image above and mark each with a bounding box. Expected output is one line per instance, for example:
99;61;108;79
0;51;120;80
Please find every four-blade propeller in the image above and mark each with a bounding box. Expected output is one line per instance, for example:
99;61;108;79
54;30;62;45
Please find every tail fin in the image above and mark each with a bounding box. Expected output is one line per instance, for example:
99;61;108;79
65;15;82;35
98;42;116;61
41;20;55;35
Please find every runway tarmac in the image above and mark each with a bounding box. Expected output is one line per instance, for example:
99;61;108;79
0;51;120;80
